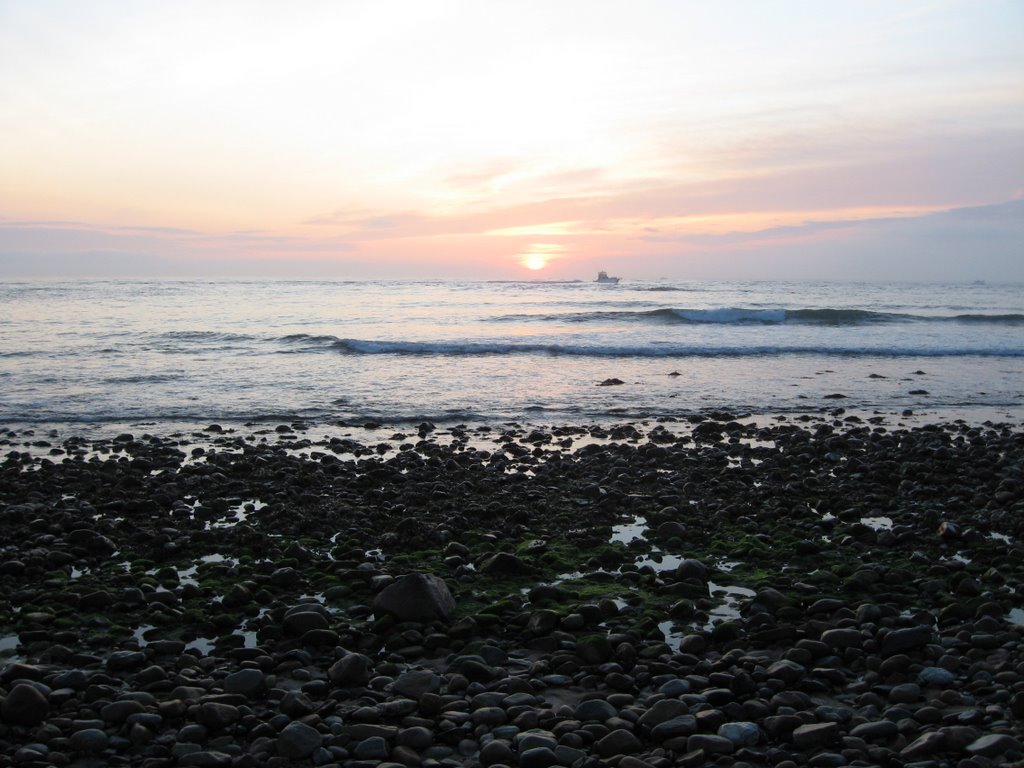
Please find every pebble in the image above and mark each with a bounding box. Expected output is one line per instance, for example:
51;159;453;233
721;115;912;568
0;683;49;726
68;728;109;752
966;733;1023;757
0;419;1021;768
918;667;956;686
792;722;839;749
595;728;643;756
718;721;760;747
686;734;734;754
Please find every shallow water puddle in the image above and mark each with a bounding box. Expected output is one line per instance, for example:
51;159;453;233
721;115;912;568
634;553;684;573
186;637;217;654
133;624;156;645
610;516;648;545
658;621;686;649
1008;608;1024;627
708;581;756;606
860;516;894;530
989;531;1013;544
0;635;20;653
943;553;972;565
657;580;756;647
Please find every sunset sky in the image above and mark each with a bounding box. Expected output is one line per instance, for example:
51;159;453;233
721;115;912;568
1;0;1022;280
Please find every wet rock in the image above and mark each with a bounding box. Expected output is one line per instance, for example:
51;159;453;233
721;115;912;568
718;721;760;747
687;734;734;754
888;683;921;703
880;625;933;655
917;666;956;686
480;739;514;765
519;745;559;768
283;607;329;635
221;583;252;608
391;669;441;699
329;652;374;685
69;727;109;752
651;715;698;741
766;659;805;685
900;731;946;758
1;683;49;725
966;733;1022;758
850;721;899;740
277;721;323;759
638;698;689;729
575;698;618;721
106;650;146;671
353;735;390;760
792;722;839;749
481;552;535;576
373;572;456;622
280;690;314;718
595;728;642;756
178;751;233;767
101;699;144;724
674;559;710;581
821;628;861;649
655;521;687;540
576;634;613;664
197;702;240;729
223;668;266;696
66;528;116;554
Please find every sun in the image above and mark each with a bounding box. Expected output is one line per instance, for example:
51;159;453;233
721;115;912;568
524;254;548;270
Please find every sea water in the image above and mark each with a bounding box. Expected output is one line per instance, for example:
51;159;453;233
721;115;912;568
1;279;1022;429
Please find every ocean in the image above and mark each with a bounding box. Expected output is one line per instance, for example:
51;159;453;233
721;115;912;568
1;279;1022;433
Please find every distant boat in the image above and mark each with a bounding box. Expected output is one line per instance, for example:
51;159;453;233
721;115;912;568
595;271;620;284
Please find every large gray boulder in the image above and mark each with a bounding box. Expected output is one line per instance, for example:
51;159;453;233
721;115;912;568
372;572;456;622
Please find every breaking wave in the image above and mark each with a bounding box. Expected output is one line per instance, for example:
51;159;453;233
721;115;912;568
284;336;1024;359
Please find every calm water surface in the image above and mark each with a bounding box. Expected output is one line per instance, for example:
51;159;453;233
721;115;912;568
1;279;1022;428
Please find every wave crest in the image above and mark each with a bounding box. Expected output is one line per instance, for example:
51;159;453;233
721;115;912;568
311;337;1023;359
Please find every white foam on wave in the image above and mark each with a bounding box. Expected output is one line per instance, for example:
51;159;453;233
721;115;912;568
328;338;1024;358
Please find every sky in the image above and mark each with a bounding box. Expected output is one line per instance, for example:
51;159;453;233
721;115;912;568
1;0;1022;280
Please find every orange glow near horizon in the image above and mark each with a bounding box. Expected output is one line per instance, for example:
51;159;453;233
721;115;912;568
1;3;1021;279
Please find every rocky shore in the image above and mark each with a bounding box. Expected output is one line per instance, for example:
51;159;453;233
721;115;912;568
1;413;1022;768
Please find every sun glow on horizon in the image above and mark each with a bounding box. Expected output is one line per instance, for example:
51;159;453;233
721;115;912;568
0;2;1021;279
519;243;566;272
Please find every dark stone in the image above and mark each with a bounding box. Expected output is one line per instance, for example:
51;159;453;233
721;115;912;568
575;699;618;721
595;728;642;756
966;734;1022;758
880;625;933;655
519;746;560;768
900;731;946;758
223;668;266;696
197;702;240;729
792;722;838;749
1;683;49;726
277;721;323;759
481;552;535;576
329;652;374;686
372;573;456;622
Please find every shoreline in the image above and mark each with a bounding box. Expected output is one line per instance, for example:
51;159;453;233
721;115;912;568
1;414;1022;765
4;402;1023;455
